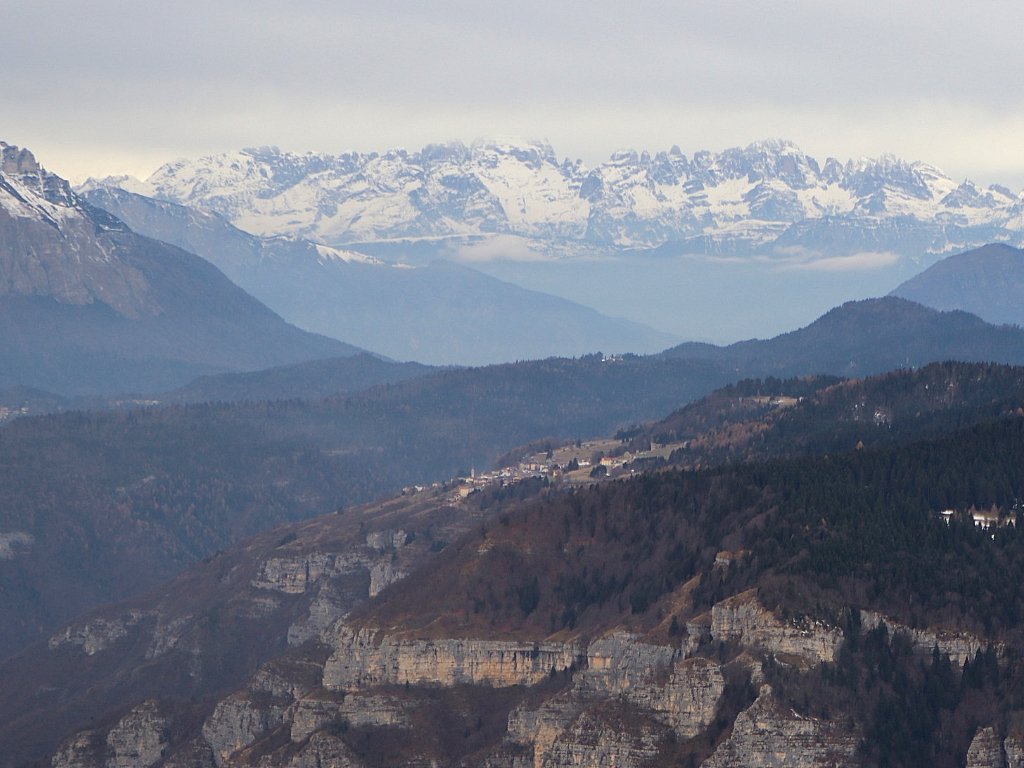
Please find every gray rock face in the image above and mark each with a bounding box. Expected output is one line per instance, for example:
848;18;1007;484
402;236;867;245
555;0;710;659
48;612;149;656
709;590;843;664
0;143;154;319
251;552;370;594
506;693;583;767
104;701;169;768
860;610;987;667
702;686;858;768
1005;733;1024;768
51;702;170;768
283;732;362;768
542;710;663;768
579;632;723;738
202;693;290;768
291;691;408;741
968;727;1007;768
51;731;105;768
0;530;34;559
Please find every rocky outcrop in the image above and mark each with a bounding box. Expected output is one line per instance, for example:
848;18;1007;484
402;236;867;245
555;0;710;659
368;560;406;597
861;610;986;667
48;611;149;656
505;693;583;768
702;685;858;767
498;632;727;768
710;591;842;664
160;738;217;768
145;614;192;659
251;552;368;594
286;582;351;646
105;701;169;768
290;692;408;741
366;529;410;551
202;693;291;767
967;727;1007;768
50;702;169;768
542;710;663;768
581;632;675;692
0;530;33;559
579;632;723;738
323;627;582;690
283;732;363;768
51;731;105;768
1005;733;1024;768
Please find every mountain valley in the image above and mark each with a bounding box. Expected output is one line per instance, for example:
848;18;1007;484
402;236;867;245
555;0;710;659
80;186;678;365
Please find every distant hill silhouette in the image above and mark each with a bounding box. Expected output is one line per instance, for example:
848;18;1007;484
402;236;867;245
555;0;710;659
890;243;1024;327
662;296;1024;376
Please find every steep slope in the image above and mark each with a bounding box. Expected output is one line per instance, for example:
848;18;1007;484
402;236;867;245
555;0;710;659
10;366;1024;767
662;296;1024;376
890;243;1024;327
0;142;360;396
0;354;737;659
81;186;677;364
90;139;1024;261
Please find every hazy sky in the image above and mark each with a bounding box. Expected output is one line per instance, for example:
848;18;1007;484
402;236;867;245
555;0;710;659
6;0;1024;188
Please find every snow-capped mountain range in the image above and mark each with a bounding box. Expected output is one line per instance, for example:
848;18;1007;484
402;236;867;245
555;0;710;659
83;139;1024;260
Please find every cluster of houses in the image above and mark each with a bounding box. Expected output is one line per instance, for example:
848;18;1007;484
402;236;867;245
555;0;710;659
443;439;683;501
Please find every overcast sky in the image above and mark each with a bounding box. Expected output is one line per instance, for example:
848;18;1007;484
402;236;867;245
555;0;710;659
6;0;1024;188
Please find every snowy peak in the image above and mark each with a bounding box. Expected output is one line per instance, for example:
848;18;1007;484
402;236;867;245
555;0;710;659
0;142;163;318
89;139;1024;259
0;142;88;227
78;174;154;198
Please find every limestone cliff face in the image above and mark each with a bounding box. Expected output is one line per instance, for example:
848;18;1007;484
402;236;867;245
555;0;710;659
202;693;291;768
496;631;727;768
290;691;408;741
579;631;724;738
104;701;169;768
968;727;1008;768
709;590;842;664
51;701;170;768
702;685;858;768
505;693;583;768
542;710;663;768
964;727;1024;768
861;610;987;668
1006;734;1024;768
48;611;149;656
251;552;370;594
51;731;105;768
323;626;583;690
368;560;407;597
282;732;362;768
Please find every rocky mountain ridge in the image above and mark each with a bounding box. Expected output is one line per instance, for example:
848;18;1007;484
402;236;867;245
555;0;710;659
0;142;360;395
83;139;1024;261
